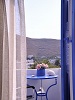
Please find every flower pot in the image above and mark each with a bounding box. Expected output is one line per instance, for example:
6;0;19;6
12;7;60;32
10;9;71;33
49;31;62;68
37;68;45;76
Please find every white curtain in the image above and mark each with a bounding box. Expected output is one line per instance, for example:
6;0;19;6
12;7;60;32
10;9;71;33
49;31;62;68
0;0;27;100
15;0;27;100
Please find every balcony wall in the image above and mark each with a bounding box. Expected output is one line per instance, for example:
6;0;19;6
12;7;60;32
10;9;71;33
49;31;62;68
27;68;61;100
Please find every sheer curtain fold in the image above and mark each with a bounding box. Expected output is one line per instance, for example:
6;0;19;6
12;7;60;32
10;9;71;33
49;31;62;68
2;0;9;100
0;0;26;100
16;0;26;100
0;0;4;99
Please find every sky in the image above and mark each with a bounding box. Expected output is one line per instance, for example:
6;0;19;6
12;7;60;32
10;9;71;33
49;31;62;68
25;0;61;39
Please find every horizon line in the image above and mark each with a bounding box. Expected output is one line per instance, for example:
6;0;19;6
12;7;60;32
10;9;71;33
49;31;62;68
26;36;61;40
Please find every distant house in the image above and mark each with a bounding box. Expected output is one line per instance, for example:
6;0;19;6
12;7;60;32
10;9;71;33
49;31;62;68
49;59;56;64
26;55;34;68
27;55;34;60
56;55;61;59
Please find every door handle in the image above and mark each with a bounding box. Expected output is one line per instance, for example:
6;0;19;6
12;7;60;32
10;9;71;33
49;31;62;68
64;37;72;43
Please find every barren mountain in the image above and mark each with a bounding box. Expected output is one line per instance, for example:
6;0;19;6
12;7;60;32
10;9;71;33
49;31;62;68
26;37;60;58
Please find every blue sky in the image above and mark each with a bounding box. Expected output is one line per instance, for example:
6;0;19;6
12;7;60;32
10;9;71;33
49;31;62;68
25;0;61;39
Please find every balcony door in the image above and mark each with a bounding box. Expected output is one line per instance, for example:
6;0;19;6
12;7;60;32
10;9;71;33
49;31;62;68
61;0;75;100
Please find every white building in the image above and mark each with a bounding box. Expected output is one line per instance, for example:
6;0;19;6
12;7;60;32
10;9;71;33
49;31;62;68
49;59;56;64
26;59;34;68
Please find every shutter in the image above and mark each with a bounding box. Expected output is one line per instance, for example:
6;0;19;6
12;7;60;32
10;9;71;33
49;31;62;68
61;0;72;100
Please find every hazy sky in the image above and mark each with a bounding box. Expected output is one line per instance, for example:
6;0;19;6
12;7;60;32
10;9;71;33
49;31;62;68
25;0;61;39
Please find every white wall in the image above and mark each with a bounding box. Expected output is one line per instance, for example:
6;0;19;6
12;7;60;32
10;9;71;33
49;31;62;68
27;68;61;100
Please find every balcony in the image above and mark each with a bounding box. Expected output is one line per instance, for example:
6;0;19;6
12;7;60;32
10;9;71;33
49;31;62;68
27;68;61;100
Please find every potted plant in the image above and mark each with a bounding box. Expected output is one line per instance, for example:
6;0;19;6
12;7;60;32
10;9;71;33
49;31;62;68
36;63;48;76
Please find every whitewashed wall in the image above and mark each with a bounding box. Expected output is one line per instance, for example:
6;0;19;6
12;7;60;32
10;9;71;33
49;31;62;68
27;68;61;100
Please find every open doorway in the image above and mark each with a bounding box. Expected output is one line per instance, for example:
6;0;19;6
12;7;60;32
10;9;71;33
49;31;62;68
25;0;61;100
25;0;61;69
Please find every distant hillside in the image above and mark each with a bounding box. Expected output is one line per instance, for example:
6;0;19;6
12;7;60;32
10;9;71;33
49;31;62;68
26;37;60;58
